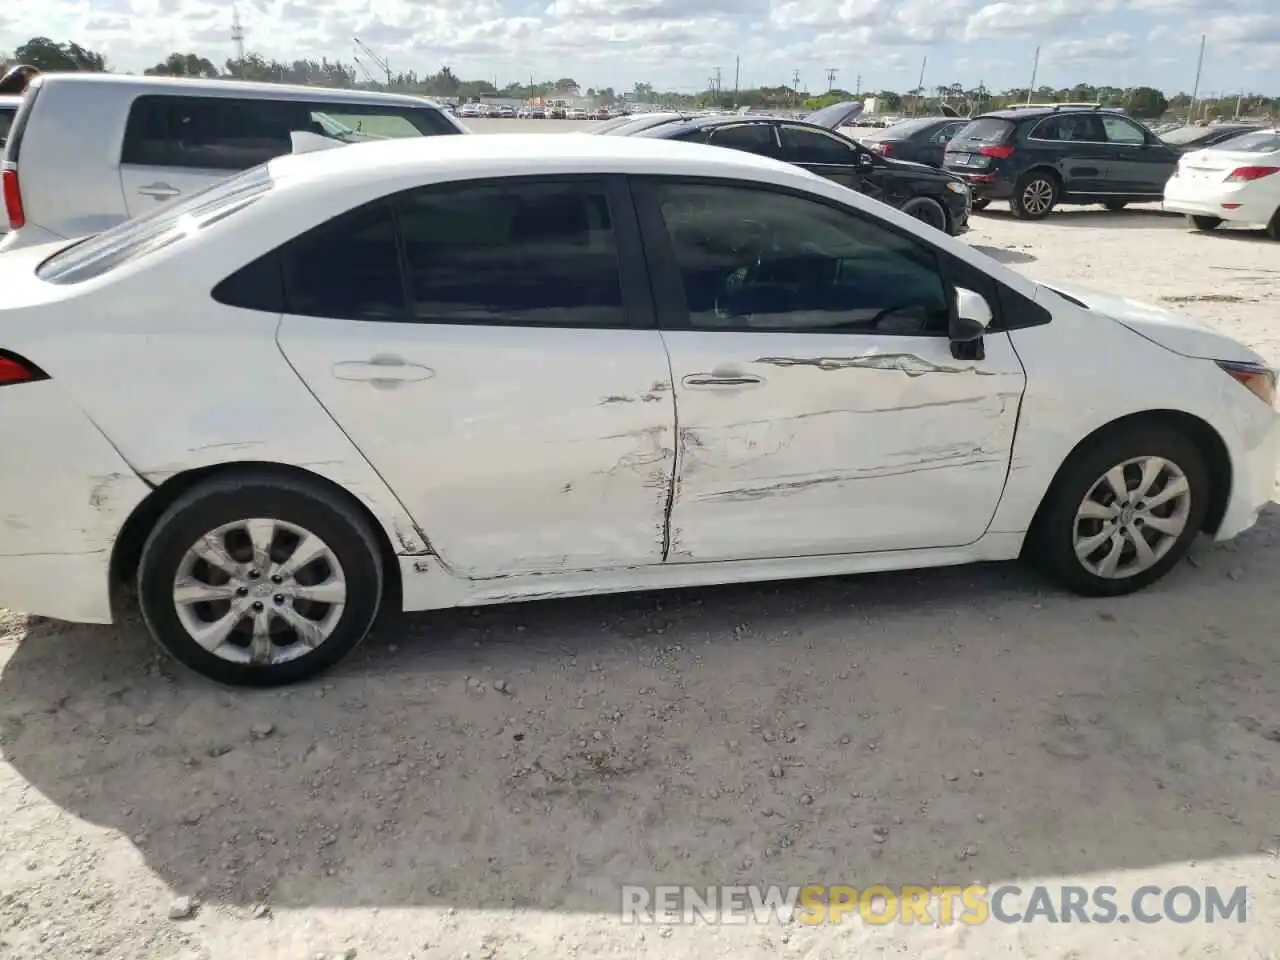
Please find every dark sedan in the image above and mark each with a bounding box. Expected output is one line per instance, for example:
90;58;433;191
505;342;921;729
621;102;972;235
857;117;968;167
1159;123;1262;153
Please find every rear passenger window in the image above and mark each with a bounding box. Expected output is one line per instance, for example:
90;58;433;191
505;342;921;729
121;95;456;170
397;180;628;327
779;126;854;164
708;124;780;156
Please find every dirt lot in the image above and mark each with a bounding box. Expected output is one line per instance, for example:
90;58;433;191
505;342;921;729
2;192;1280;958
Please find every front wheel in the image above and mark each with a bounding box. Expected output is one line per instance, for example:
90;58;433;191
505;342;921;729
900;196;948;232
1010;172;1058;220
1026;427;1208;596
138;473;385;687
1187;214;1222;232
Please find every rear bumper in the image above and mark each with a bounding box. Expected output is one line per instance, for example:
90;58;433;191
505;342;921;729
1163;177;1277;226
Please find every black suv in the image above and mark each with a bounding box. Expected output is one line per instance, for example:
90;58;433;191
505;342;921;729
944;105;1179;219
622;102;972;236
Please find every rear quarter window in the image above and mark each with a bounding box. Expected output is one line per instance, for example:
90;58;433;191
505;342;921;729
957;118;1015;143
36;165;272;284
0;107;15;144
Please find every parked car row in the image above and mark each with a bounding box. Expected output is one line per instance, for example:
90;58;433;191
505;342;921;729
456;101;620;120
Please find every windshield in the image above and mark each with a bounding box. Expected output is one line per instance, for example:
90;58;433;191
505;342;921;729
1218;130;1280;153
598;114;684;136
1160;125;1216;145
37;165;272;284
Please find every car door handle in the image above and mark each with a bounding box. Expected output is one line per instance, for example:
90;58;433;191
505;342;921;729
683;368;763;387
333;356;435;387
137;182;181;199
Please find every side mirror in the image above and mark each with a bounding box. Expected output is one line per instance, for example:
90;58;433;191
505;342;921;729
950;286;993;360
856;150;876;168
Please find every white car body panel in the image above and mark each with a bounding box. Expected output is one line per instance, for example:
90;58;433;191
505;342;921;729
659;329;1025;562
0;134;1276;623
1162;137;1280;228
278;320;676;578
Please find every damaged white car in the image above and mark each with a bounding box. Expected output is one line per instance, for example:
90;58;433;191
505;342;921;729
1;134;1276;686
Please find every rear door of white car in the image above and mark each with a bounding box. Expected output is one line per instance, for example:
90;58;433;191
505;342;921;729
632;176;1027;563
274;175;677;579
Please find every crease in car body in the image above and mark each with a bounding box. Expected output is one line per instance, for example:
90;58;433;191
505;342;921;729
754;353;1000;376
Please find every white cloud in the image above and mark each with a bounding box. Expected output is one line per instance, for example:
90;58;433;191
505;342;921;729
0;0;1275;92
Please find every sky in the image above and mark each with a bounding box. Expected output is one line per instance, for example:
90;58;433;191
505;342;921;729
2;0;1277;96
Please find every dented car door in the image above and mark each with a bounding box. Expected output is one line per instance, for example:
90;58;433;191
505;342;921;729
633;177;1025;563
274;176;676;579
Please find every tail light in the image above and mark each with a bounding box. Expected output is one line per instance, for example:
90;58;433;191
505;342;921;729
1217;360;1277;407
2;163;23;230
1224;166;1279;183
979;144;1015;159
868;141;893;156
0;350;48;387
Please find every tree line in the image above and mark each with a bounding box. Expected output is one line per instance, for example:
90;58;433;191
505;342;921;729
3;35;1276;121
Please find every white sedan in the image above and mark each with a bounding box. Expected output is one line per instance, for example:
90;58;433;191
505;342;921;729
1163;128;1280;239
1;134;1277;686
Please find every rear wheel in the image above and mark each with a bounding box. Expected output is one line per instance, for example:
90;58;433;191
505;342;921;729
138;473;384;687
1267;208;1279;241
1104;201;1128;211
1010;172;1058;220
970;198;991;211
1026;427;1208;596
901;196;949;232
1187;214;1222;232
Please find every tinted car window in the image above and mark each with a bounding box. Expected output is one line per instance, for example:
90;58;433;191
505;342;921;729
1032;114;1106;142
396;180;627;328
931;121;965;143
0;107;14;143
651;183;948;335
283;200;403;321
779;125;853;164
1101;116;1147;145
707;124;779;156
956;118;1014;143
121;95;456;170
37;165;273;284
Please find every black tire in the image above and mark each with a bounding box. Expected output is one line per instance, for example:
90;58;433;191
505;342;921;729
1103;201;1127;211
1010;171;1058;220
969;198;991;211
1187;214;1222;232
1025;425;1209;597
901;196;948;232
1267;208;1279;241
138;472;384;687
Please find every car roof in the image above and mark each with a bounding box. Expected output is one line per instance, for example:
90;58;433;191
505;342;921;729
32;72;444;108
266;132;817;190
975;106;1114;121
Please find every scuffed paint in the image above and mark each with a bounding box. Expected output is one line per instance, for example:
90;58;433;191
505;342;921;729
755;354;999;376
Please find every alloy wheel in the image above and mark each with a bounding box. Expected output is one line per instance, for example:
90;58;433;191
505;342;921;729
1072;456;1191;580
171;518;348;665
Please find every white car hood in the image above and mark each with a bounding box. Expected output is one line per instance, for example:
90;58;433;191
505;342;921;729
1038;280;1264;365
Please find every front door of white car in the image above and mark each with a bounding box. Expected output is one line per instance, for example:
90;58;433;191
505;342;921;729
633;178;1026;563
275;177;676;579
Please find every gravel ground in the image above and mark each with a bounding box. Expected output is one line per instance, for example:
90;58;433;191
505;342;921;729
1;138;1279;959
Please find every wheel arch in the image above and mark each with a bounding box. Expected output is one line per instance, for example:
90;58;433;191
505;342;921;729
110;461;404;613
901;193;951;233
1023;409;1232;547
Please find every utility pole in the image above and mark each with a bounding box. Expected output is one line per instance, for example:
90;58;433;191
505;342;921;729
825;67;838;92
792;69;801;105
915;55;927;115
855;74;861;95
712;66;722;96
230;7;246;63
1026;45;1040;104
1189;34;1206;122
734;55;740;105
